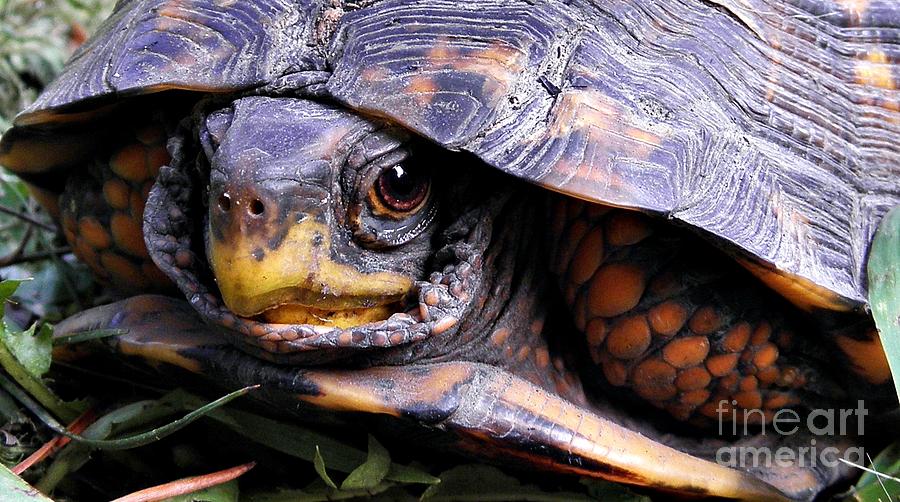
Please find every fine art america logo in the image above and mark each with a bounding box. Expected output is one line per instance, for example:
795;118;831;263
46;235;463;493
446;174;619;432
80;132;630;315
715;400;868;469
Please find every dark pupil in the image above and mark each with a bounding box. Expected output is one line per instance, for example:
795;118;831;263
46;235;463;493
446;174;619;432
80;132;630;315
377;164;428;211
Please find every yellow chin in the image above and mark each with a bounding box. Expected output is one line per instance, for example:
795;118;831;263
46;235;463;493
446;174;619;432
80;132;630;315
260;303;400;328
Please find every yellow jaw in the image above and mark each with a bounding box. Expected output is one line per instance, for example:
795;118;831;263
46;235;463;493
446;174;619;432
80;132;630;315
207;219;413;325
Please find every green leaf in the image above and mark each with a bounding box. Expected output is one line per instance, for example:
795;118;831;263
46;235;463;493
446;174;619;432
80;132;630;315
0;279;28;304
2;322;52;378
384;462;439;485
166;479;240;502
421;465;595;501
847;442;900;501
0;294;80;421
0;463;54;502
313;446;337;489
340;434;391;490
867;205;900;401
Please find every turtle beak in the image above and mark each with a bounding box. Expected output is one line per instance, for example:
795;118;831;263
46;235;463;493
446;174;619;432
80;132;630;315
206;178;412;320
203;97;414;326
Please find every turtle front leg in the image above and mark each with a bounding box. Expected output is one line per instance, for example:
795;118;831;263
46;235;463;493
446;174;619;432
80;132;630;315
548;198;884;426
54;295;788;500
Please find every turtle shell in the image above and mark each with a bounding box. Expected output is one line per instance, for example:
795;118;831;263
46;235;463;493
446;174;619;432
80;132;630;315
3;0;899;312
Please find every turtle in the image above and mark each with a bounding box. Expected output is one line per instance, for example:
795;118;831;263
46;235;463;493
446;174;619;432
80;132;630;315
2;0;899;499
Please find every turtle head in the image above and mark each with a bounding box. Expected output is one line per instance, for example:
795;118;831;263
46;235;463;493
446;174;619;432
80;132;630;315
200;96;438;328
145;95;508;361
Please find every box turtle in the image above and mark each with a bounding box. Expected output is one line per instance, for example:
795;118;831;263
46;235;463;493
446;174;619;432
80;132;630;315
2;0;899;499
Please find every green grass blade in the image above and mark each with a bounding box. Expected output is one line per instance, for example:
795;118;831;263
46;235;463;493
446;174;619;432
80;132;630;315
867;206;900;401
0;463;54;502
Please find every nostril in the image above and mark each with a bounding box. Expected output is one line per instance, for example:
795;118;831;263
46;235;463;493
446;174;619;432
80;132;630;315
217;194;231;212
249;199;265;216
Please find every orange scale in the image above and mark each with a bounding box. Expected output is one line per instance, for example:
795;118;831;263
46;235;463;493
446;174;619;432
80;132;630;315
103;179;131;210
680;388;711;407
675;366;711;391
662;335;710;369
605;316;652;360
111;213;149;258
146;145;170;178
699;399;731;419
110;143;150;182
718;373;739;392
490;328;510;347
739;375;758;391
752;343;779;370
535;348;551;369
555;220;589;275
587;263;646;318
567;226;604;285
605;211;653;247
648;300;688;337
73;238;101;270
757;366;780;385
722;322;751;352
706;352;739;377
751;321;772;345
100;252;144;285
688;306;722;335
78;217;112;249
585;317;608;347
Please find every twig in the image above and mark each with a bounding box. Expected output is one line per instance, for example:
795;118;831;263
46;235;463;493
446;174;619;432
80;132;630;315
0;223;32;264
0;204;56;232
0;247;71;267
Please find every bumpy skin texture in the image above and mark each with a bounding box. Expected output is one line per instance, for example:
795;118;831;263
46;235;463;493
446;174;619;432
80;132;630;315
0;0;898;500
59;122;172;292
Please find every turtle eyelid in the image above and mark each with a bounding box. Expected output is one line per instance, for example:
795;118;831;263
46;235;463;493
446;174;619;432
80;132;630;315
344;128;410;170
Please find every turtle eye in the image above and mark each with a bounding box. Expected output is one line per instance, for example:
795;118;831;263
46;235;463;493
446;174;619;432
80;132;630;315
369;163;430;216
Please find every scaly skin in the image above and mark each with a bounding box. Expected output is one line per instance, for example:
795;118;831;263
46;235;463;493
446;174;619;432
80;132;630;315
59;121;173;293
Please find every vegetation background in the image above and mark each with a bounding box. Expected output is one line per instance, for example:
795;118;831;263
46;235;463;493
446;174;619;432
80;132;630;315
0;1;895;501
